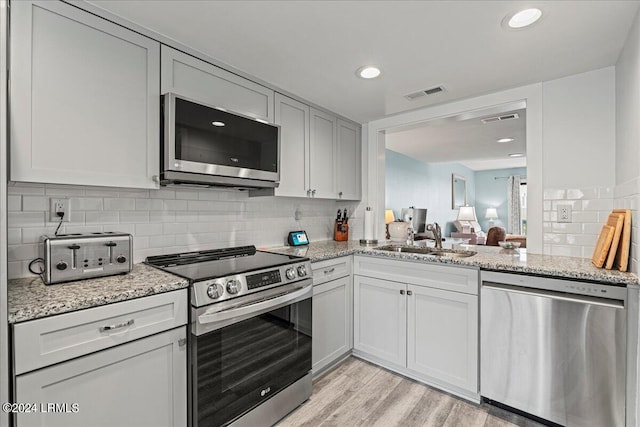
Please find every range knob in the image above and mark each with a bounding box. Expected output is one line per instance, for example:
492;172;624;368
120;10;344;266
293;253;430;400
297;265;307;277
116;255;127;264
285;268;296;280
226;279;240;295
207;283;222;299
56;261;68;271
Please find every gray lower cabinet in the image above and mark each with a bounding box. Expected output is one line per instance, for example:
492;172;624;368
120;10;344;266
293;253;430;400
12;290;188;426
312;276;353;373
353;256;479;401
10;0;160;189
15;327;187;427
311;257;353;374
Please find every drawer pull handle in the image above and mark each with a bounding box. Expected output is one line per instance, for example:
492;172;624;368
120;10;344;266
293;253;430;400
99;319;134;332
324;268;335;275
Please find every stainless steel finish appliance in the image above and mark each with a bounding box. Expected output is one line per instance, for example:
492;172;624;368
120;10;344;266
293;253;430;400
42;232;132;284
481;271;627;427
146;246;312;427
401;207;427;232
161;93;280;189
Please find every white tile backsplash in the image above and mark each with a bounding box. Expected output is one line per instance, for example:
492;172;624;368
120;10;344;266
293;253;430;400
543;186;615;260
7;183;363;278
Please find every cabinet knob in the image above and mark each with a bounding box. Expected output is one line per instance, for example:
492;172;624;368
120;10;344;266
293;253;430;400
307;189;311;196
400;290;405;295
407;290;413;296
312;189;316;196
339;191;343;197
152;175;160;183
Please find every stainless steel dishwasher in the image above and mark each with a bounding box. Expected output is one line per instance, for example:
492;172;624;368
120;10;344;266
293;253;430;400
481;271;627;427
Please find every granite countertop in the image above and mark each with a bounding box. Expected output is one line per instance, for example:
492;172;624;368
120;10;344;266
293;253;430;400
8;263;189;324
264;240;640;286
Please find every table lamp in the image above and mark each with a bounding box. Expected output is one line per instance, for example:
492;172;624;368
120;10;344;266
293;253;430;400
457;206;477;233
485;208;498;226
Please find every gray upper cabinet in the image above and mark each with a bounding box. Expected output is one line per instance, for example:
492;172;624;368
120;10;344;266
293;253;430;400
10;1;160;189
274;94;310;197
309;108;337;199
337;119;362;200
161;46;274;122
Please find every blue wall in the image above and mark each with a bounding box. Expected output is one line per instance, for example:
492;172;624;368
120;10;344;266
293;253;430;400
474;167;526;232
385;150;476;236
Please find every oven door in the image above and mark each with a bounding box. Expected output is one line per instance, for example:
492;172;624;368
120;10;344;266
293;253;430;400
191;282;312;427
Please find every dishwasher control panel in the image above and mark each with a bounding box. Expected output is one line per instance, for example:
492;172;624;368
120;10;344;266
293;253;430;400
481;270;627;302
42;232;132;284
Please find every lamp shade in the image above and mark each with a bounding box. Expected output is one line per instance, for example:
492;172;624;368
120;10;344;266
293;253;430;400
457;206;477;222
485;208;499;220
385;209;396;224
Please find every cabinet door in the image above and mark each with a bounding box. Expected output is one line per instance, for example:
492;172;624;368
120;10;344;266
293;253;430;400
309;108;337;199
274;94;310;197
312;276;353;373
337;120;361;200
353;276;406;367
407;284;478;393
161;46;273;122
15;327;187;427
10;1;160;189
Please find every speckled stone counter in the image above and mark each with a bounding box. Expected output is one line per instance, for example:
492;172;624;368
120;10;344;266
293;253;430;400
265;240;639;286
8;263;189;324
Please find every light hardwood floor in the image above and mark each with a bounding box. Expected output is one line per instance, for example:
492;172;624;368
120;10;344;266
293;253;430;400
277;357;545;427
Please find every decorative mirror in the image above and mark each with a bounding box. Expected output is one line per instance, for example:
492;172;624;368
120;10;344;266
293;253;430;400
452;174;466;209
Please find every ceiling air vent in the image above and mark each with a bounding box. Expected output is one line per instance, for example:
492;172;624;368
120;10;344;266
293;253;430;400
405;86;445;100
481;112;520;124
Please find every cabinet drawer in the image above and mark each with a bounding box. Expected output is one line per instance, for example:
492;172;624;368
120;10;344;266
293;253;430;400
354;256;478;295
312;256;352;286
13;290;188;375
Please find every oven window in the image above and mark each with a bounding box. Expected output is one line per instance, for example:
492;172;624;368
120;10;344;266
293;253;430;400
192;297;311;427
175;98;278;172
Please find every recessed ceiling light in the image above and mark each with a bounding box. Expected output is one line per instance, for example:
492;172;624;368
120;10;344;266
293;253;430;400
507;8;542;29
211;121;225;127
509;153;525;158
357;66;381;79
497;138;515;143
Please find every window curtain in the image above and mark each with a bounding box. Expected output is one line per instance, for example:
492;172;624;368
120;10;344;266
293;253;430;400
507;175;521;234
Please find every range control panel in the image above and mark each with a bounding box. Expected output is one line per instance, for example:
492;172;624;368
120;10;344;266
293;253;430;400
42;232;133;285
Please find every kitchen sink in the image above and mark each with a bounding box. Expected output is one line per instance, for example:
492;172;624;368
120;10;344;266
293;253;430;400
374;245;476;258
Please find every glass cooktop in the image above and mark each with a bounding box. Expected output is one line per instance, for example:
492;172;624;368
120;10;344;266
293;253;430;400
145;246;305;281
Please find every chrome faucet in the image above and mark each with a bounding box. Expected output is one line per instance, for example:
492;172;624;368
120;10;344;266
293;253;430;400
426;223;443;249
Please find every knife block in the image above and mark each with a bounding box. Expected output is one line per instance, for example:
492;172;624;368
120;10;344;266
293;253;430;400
334;220;349;241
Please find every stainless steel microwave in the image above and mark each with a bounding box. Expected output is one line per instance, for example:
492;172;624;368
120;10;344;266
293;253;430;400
161;93;280;189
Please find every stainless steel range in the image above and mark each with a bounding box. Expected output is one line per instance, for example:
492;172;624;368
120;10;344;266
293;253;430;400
146;246;312;427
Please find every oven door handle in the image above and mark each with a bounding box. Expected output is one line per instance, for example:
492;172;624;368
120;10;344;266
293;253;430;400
196;283;312;331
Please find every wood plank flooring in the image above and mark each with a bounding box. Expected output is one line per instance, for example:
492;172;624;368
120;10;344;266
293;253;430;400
277;357;546;427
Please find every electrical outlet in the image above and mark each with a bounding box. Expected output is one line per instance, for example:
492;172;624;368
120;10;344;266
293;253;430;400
50;198;71;222
557;204;572;223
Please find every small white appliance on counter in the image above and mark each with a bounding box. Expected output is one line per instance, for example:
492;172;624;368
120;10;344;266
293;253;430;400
41;232;133;284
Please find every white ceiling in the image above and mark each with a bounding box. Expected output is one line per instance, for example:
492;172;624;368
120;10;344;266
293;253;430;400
385;106;527;171
86;0;639;124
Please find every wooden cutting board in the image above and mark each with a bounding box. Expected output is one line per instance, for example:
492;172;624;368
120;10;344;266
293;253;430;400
592;224;615;268
605;213;625;270
613;209;632;272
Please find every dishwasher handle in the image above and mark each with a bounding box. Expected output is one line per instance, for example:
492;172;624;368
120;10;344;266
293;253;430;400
482;282;625;309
